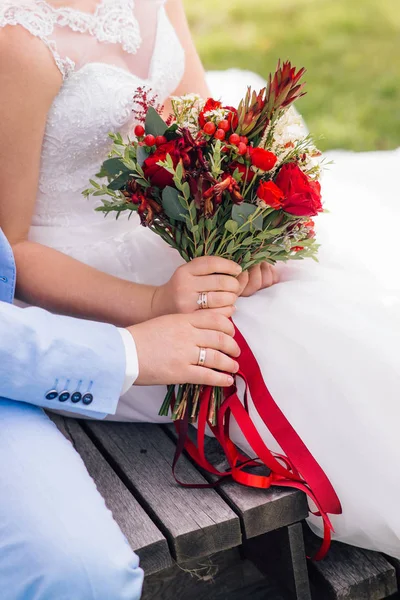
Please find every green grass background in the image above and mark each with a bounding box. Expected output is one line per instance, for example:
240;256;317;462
184;0;400;151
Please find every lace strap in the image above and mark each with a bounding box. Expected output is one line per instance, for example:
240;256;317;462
0;1;75;79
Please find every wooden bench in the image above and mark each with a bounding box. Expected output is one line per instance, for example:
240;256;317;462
49;414;400;600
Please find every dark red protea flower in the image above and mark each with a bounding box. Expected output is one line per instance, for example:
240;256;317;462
266;60;306;114
237;60;306;141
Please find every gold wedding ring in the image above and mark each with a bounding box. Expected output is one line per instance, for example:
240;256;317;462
197;291;209;309
197;347;207;367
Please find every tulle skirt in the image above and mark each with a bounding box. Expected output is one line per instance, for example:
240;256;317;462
36;70;400;558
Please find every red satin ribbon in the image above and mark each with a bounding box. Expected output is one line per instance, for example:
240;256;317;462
172;325;342;560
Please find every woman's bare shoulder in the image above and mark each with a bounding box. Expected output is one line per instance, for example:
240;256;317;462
0;24;62;99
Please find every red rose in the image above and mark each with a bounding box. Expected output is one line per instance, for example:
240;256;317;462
251;148;277;171
275;163;323;217
143;138;184;188
198;98;222;128
231;161;255;183
256;181;284;209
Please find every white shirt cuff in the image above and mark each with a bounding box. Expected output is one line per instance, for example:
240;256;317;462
117;328;140;395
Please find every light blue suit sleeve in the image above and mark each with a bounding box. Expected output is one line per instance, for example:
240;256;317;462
0;302;126;419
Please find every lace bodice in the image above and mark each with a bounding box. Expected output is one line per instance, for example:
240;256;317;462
0;0;185;229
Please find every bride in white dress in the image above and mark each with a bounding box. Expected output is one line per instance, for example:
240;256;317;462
1;0;400;560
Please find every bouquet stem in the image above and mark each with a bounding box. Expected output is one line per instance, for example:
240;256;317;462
159;382;223;426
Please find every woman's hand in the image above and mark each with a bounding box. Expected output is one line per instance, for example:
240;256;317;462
151;256;242;317
238;263;279;297
128;307;240;387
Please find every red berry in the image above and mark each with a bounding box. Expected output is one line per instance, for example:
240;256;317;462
134;124;145;137
144;134;156;146
214;129;226;141
155;135;167;146
203;121;217;135
217;119;230;132
237;142;247;155
229;133;241;145
240;136;248;144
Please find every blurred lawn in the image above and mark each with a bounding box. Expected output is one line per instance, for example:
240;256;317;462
184;0;400;151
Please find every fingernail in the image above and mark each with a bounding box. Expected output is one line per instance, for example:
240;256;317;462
227;376;234;385
232;305;237;312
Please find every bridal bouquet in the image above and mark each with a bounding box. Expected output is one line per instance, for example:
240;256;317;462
84;60;323;424
84;61;341;558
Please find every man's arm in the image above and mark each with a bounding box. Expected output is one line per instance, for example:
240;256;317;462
0;301;127;419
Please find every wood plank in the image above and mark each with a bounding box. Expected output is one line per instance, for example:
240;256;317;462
49;414;172;575
142;547;286;600
305;529;397;599
165;424;308;539
84;421;242;563
245;523;311;600
383;557;400;599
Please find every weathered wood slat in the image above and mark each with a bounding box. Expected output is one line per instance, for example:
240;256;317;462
386;556;400;589
49;414;172;575
245;523;311;600
305;529;397;600
165;424;308;539
84;421;242;563
142;547;284;600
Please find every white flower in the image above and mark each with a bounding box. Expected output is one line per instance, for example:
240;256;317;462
170;93;205;110
272;106;308;148
170;94;206;133
203;108;229;123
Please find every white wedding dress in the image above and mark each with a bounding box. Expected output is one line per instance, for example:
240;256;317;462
2;0;400;558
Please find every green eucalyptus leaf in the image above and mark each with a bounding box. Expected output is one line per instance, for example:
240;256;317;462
205;218;214;232
165;123;179;140
136;145;148;167
225;220;239;234
161;186;188;222
89;179;101;189
108;171;132;190
189;201;197;220
178;195;188;209
244;251;252;262
232;203;263;231
241;236;254;246
185;216;193;232
102;158;129;177
182;182;191;200
145;107;168;137
227;239;236;254
175;161;183;182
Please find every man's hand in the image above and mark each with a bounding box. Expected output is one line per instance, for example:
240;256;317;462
238;263;279;297
127;307;239;387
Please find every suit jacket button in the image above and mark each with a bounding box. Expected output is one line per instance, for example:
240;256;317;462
82;393;93;405
71;392;82;404
58;391;70;402
45;390;58;400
